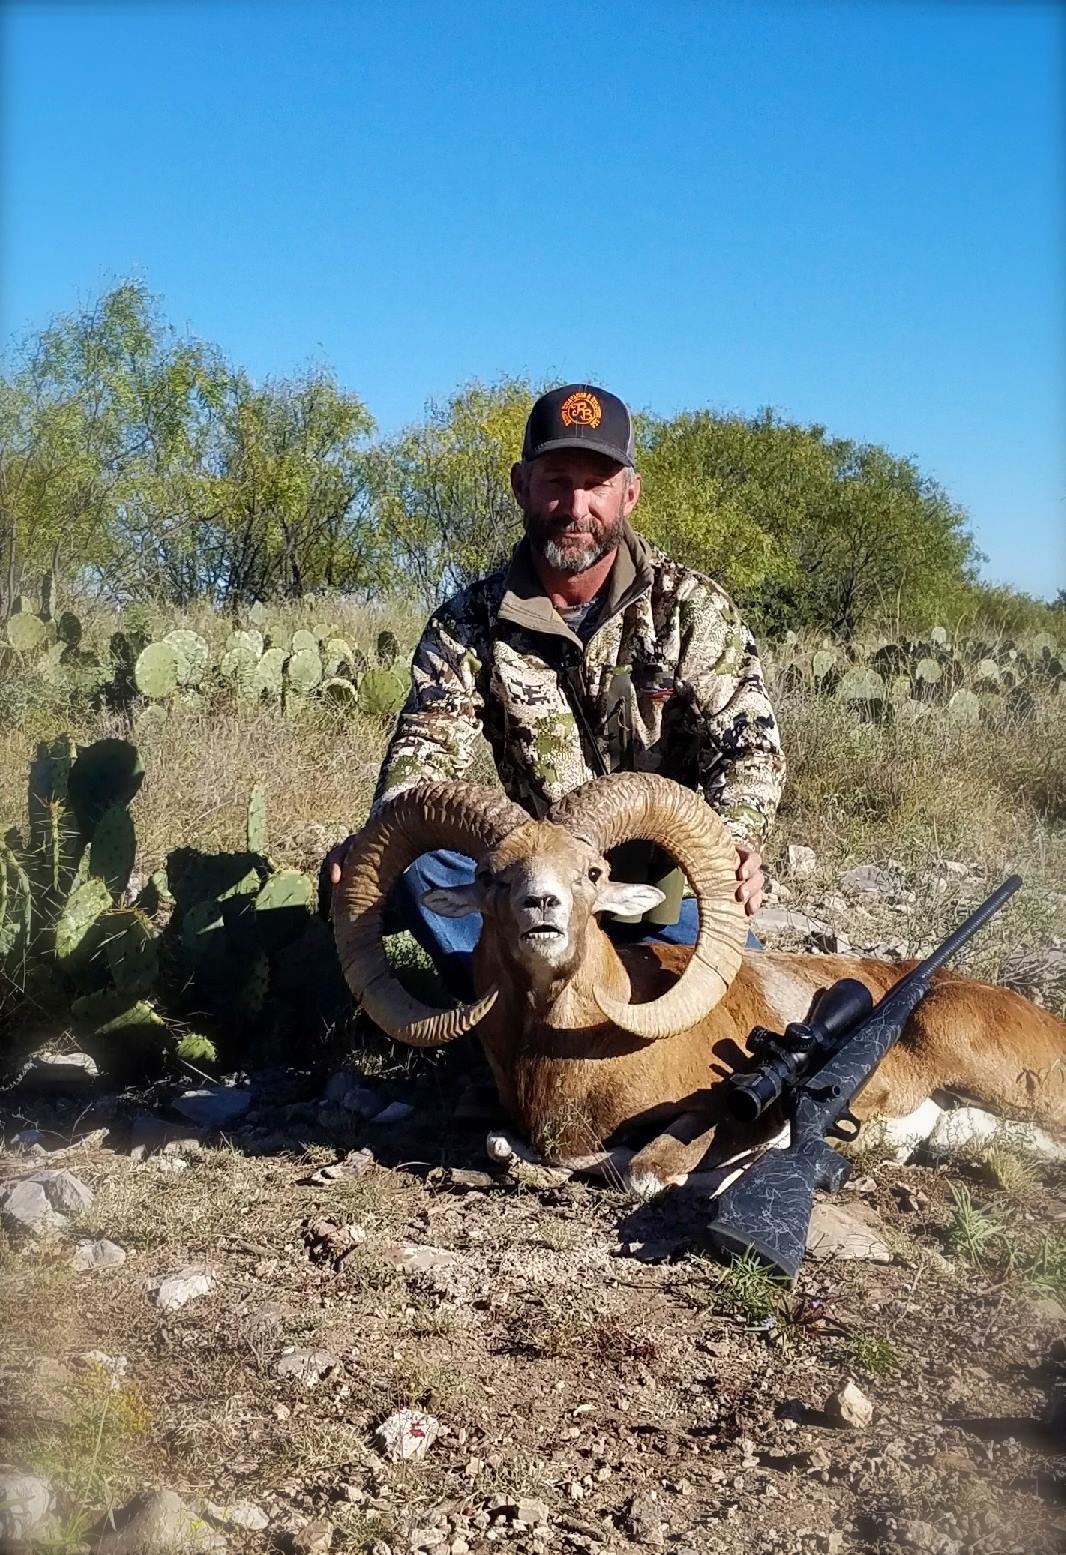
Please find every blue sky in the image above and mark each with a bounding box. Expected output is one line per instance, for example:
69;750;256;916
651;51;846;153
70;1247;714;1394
3;0;1063;597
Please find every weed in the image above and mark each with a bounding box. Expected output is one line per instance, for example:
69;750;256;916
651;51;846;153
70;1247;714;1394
717;1249;788;1322
851;1333;902;1377
981;1141;1042;1198
946;1182;1002;1265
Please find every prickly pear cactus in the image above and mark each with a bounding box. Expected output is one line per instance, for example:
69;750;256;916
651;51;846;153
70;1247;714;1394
89;804;137;898
254;868;313;951
376;629;399;668
322;677;359;710
54;876;112;972
323;638;356;678
286;648;323;696
251;646;287;699
102;909;159;996
5;612;48;654
135;641;182;700
358;666;409;718
163;629;210;686
291;629;319;657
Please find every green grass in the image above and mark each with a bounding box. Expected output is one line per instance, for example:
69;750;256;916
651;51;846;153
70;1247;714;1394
850;1333;902;1377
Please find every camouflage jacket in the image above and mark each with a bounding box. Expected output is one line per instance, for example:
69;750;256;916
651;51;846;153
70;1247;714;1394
375;523;785;850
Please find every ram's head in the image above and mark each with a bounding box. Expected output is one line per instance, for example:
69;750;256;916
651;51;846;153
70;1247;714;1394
334;772;747;1047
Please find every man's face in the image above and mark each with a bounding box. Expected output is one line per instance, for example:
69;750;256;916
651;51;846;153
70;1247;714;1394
512;450;641;575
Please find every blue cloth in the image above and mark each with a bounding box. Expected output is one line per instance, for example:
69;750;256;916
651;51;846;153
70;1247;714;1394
386;847;761;999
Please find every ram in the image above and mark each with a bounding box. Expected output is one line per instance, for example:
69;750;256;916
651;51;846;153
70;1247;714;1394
334;774;1066;1192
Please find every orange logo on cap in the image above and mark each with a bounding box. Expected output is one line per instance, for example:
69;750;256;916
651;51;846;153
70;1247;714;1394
560;391;602;429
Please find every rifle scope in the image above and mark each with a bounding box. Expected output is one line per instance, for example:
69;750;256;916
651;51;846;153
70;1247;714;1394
726;977;874;1122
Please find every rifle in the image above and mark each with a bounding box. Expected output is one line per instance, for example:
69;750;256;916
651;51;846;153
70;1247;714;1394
706;875;1022;1281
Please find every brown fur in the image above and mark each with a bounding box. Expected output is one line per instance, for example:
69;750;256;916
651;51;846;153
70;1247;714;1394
472;915;1066;1167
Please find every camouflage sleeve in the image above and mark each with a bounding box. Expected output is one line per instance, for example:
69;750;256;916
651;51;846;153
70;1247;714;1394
374;607;485;807
677;585;786;849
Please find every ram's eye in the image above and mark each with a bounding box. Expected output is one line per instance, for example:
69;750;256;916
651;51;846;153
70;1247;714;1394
588;867;602;883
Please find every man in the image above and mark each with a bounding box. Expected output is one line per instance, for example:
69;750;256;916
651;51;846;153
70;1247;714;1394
329;384;785;992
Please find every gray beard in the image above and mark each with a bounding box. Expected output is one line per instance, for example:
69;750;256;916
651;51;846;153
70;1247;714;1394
528;515;625;575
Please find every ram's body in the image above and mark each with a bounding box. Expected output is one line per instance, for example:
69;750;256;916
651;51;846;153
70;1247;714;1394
336;775;1066;1187
473;927;1066;1173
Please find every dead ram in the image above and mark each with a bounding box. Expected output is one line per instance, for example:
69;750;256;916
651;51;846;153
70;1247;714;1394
334;774;1066;1192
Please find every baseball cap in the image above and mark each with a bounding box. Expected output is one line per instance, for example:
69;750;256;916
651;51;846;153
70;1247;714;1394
521;384;636;468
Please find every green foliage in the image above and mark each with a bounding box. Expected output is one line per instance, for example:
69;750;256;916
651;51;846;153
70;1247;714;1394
850;1333;901;1377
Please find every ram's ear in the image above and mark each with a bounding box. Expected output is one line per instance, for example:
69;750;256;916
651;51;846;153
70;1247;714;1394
592;881;666;917
421;883;485;918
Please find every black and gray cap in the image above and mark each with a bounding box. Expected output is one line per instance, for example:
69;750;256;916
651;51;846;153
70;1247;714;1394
521;384;636;468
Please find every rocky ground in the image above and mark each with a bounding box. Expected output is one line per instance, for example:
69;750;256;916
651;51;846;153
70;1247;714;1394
1;855;1064;1555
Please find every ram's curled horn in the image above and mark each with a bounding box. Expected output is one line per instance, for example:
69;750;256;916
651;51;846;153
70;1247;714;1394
551;773;747;1040
334;783;529;1046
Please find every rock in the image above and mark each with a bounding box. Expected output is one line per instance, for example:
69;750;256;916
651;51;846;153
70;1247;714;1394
382;1242;459;1275
0;1169;93;1236
1030;1293;1066;1324
375;1407;439;1461
864;938;909;961
0;1465;53;1545
202;1498;269;1531
410;1529;447;1551
624;1493;665;1547
76;1352;128;1389
146;1267;214;1310
171;1085;251;1128
999;944;1066;1010
72;1238;127;1272
290;1517;334;1553
806;1201;892;1263
840;863;904;899
827;1379;874;1429
372;1100;415;1125
810;927;851;954
19;1050;99;1092
323;1073;384;1118
127;1114;204;1159
786;844;817;879
91;1488;226;1553
496;1498;550;1527
274;1348;340;1386
754;905;831;939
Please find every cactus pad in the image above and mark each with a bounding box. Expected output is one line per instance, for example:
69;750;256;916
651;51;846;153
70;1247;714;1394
89;804;137;897
254;868;313;951
323;637;355;677
102;908;159;995
251;647;287;698
285;648;322;694
836;668;886;704
55;876;112;970
290;629;318;656
135;641;181;699
947;688;981;725
163;629;210;686
6;612;48;653
358;666;409;717
322;677;359;709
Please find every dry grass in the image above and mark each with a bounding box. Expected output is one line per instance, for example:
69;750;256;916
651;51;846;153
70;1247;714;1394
1;604;1063;993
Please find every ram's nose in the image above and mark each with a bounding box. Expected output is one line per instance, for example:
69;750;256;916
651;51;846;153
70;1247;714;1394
521;892;560;912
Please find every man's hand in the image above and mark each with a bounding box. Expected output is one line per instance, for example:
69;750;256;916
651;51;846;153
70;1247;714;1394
318;837;354;920
735;845;765;917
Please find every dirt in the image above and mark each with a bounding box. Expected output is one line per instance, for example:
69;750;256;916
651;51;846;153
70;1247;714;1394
0;1064;1063;1555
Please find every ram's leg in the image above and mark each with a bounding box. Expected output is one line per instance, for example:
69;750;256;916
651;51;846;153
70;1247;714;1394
623;1111;721;1199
